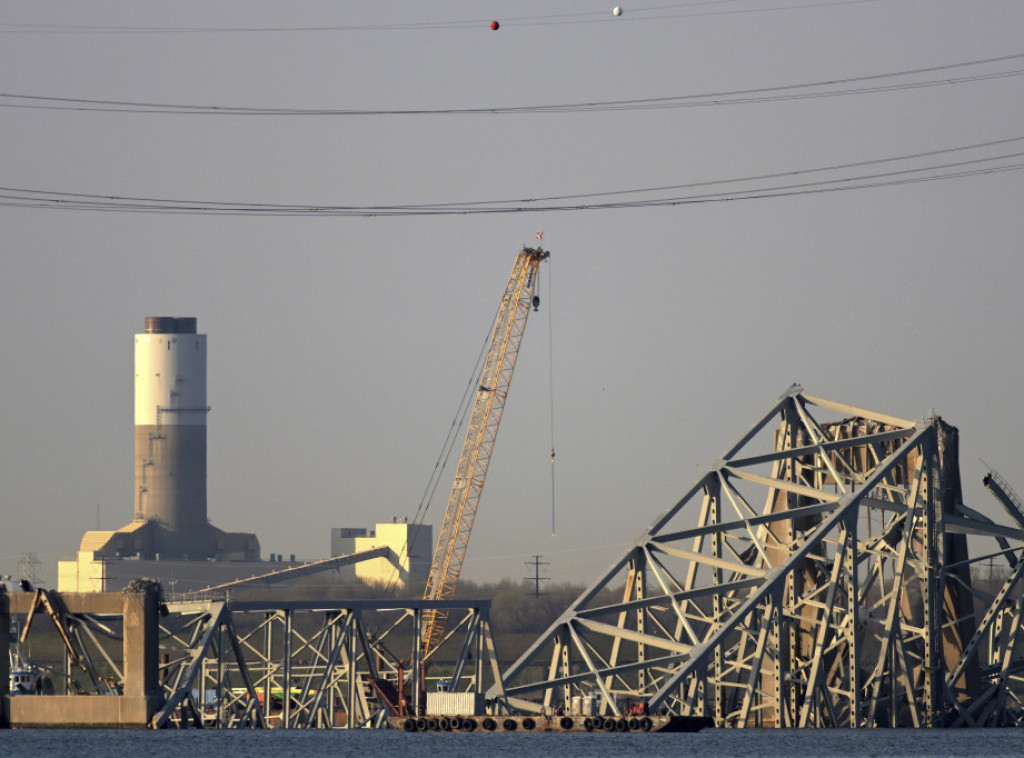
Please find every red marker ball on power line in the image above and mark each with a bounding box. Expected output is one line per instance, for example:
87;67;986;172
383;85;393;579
490;20;500;30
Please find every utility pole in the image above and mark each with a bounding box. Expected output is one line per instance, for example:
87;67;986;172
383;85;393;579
524;555;550;597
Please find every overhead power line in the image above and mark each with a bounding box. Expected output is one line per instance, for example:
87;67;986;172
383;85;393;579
1;137;1021;217
2;52;1022;116
0;1;892;35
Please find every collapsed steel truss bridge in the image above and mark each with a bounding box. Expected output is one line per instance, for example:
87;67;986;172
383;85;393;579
151;597;504;729
1;591;504;729
5;387;1024;729
493;386;1024;728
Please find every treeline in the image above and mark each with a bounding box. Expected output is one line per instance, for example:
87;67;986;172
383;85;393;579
216;577;616;638
344;577;613;636
455;579;616;635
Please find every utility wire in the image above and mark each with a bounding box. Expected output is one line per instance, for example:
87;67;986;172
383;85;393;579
0;1;892;35
1;139;1021;216
546;259;557;538
2;52;1022;116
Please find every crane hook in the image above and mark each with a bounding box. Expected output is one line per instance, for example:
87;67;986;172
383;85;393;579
532;295;540;311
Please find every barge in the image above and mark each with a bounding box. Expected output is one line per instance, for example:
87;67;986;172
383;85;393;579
389;713;713;733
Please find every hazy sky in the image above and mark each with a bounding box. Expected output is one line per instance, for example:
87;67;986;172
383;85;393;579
2;1;1023;588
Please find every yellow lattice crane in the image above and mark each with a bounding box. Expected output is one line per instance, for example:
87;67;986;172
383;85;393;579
420;245;550;662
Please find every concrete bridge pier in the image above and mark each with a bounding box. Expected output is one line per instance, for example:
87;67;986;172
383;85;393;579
2;581;164;729
1;584;9;728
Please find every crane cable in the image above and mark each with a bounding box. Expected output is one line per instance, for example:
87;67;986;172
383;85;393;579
377;252;552;600
378;287;505;601
545;258;557;537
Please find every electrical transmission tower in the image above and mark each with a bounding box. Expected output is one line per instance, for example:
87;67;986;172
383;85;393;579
19;552;40;588
524;555;550;597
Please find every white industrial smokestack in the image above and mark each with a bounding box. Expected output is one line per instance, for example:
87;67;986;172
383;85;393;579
134;316;210;559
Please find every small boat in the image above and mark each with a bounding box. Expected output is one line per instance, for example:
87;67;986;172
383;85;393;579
7;611;49;696
8;645;45;695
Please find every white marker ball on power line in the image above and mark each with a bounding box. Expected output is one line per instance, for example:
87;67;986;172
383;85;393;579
613;6;622;16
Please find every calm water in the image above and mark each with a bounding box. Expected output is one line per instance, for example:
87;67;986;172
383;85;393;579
1;728;1022;758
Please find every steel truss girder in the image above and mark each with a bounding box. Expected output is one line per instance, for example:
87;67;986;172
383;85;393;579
152;598;502;729
491;387;1024;728
16;589;124;696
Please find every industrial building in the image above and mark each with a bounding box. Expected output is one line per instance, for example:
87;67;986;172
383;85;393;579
58;316;430;594
58;318;266;592
330;519;433;589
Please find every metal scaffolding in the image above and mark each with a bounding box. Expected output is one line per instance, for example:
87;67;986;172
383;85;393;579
491;386;1024;727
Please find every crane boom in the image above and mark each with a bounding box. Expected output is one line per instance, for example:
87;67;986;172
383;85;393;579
421;246;550;660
